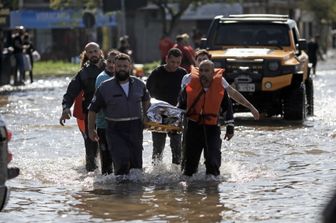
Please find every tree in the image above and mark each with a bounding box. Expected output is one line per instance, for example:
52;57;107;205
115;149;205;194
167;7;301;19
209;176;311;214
302;0;336;23
150;0;216;36
2;0;19;10
302;0;336;51
50;0;238;36
49;0;100;10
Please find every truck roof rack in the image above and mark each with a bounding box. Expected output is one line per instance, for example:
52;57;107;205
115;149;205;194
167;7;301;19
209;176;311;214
229;14;289;19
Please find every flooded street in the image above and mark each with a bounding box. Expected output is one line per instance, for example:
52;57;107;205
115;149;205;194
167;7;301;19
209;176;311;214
0;58;336;222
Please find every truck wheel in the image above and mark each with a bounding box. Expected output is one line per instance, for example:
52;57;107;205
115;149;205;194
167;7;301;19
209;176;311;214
306;77;314;116
284;84;306;121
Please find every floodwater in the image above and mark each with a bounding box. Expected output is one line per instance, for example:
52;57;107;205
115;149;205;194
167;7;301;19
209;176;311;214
0;61;336;222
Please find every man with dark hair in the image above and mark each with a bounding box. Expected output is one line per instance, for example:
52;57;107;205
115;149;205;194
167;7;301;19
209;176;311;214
59;42;104;172
146;48;187;165
88;53;150;177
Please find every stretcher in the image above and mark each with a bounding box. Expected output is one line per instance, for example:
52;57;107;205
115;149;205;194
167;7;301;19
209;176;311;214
144;121;183;133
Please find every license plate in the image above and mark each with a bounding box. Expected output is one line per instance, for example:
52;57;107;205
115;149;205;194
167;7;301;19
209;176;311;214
237;83;255;92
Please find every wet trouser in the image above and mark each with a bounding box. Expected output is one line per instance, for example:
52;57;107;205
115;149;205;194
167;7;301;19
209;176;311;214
14;53;25;84
97;128;113;175
84;113;98;172
152;132;181;165
106;119;143;176
183;120;222;176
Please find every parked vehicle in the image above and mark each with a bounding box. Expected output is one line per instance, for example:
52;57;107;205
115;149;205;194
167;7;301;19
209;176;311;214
202;14;314;121
0;116;19;211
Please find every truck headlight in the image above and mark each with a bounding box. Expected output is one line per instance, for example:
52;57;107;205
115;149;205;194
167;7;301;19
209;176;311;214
268;61;279;71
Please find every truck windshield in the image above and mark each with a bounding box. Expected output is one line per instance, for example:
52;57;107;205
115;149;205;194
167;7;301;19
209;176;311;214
214;22;290;47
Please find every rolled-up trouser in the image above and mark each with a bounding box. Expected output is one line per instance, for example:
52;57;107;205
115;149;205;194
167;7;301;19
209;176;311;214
152;132;182;165
97;128;113;175
106;119;143;175
84;113;98;172
183;120;222;176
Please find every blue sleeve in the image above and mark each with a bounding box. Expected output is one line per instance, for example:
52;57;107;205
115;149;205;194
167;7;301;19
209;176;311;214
95;72;108;89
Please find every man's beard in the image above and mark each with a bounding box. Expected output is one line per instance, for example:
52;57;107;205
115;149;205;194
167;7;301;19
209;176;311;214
89;56;100;64
115;71;130;81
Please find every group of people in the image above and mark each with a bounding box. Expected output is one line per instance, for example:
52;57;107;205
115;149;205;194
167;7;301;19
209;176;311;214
59;41;260;181
4;26;36;85
159;33;196;73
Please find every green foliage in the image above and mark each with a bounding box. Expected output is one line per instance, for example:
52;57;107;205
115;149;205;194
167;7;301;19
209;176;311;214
34;61;80;77
302;0;336;22
2;0;19;9
143;60;160;76
150;0;217;35
49;0;100;10
33;60;160;78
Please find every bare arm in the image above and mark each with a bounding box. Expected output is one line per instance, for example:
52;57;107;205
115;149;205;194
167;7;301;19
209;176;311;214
226;86;260;120
88;111;99;141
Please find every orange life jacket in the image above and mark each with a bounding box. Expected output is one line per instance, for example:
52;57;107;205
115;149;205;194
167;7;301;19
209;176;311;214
73;91;85;133
73;91;84;120
186;69;224;125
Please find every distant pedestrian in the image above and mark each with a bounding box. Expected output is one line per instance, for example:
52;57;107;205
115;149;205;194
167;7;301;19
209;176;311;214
88;53;150;178
181;33;195;58
192;28;203;49
23;32;34;83
94;49;120;175
307;35;324;75
173;35;195;73
146;48;187;165
118;35;132;57
12;26;25;85
59;42;105;172
159;34;174;65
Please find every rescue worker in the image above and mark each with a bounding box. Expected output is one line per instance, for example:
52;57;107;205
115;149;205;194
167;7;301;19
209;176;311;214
94;49;120;175
59;42;104;172
146;48;187;165
178;60;234;177
181;49;260;120
87;53;150;177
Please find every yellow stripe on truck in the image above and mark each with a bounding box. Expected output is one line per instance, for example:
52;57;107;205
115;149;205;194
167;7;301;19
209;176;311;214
262;74;292;91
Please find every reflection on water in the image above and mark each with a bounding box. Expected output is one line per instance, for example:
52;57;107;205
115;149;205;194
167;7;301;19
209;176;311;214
74;181;224;222
0;73;335;222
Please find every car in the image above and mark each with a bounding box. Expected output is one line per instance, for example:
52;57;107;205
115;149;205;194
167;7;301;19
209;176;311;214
0;116;19;211
202;14;314;121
